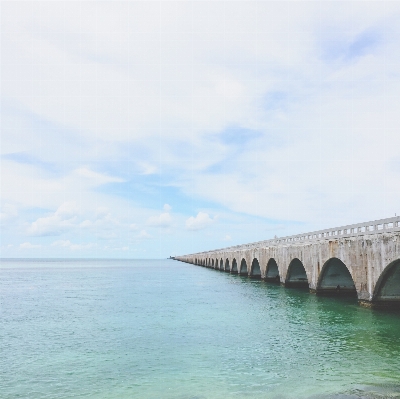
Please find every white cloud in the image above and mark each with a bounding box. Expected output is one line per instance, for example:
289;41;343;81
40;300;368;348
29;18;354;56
138;162;157;175
0;203;18;222
224;235;232;242
27;202;79;236
19;242;41;249
147;212;172;228
94;207;119;225
51;240;96;251
186;212;214;231
138;230;151;239
51;240;71;247
96;231;117;240
163;204;172;212
75;167;125;186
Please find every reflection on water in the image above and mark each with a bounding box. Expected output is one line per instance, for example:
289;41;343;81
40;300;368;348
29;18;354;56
1;259;400;399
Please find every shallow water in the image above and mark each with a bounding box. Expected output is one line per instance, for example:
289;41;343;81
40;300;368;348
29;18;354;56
1;259;400;399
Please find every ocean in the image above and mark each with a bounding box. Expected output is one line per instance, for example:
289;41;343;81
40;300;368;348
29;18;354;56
1;258;400;399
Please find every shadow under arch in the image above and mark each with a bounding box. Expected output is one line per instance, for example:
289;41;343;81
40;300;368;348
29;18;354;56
265;258;280;283
225;258;230;272
285;258;309;289
372;259;400;308
316;257;357;297
214;258;218;269
250;258;261;279
231;259;238;274
239;258;248;276
211;259;214;268
219;259;224;270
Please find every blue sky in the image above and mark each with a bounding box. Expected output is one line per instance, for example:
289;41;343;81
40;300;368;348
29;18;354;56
1;1;400;258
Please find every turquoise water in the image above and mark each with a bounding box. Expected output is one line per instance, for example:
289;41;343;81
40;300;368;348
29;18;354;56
1;259;400;399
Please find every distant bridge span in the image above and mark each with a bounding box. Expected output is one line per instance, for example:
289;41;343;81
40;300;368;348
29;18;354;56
174;217;400;308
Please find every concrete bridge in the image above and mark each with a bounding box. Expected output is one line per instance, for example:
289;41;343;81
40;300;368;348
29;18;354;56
174;217;400;308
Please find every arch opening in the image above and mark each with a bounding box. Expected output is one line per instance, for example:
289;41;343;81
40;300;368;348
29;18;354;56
250;258;261;279
231;259;238;274
215;258;218;269
239;259;248;276
265;258;280;283
285;258;309;289
225;259;230;272
317;258;356;297
373;259;400;307
220;259;224;270
212;259;214;268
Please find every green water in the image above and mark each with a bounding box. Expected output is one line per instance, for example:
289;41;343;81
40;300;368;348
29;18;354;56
1;259;400;398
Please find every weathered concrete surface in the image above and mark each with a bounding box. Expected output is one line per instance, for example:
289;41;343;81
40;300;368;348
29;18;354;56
175;218;400;308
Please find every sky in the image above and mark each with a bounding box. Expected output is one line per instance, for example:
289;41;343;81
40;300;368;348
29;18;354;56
1;1;400;259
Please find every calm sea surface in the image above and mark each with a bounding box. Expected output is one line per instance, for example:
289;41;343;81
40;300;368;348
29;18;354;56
1;259;400;399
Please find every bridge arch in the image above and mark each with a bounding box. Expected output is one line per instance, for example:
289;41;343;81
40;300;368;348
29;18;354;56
285;258;309;288
220;259;224;270
239;258;248;276
316;258;356;297
215;258;218;269
212;259;214;268
231;258;238;274
373;259;400;307
225;258;230;272
265;258;280;282
250;258;261;279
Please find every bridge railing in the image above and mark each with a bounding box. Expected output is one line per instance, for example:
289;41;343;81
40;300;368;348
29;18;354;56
187;216;400;257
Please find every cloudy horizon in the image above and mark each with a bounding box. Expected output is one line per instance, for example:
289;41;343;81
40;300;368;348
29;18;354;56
1;1;400;258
